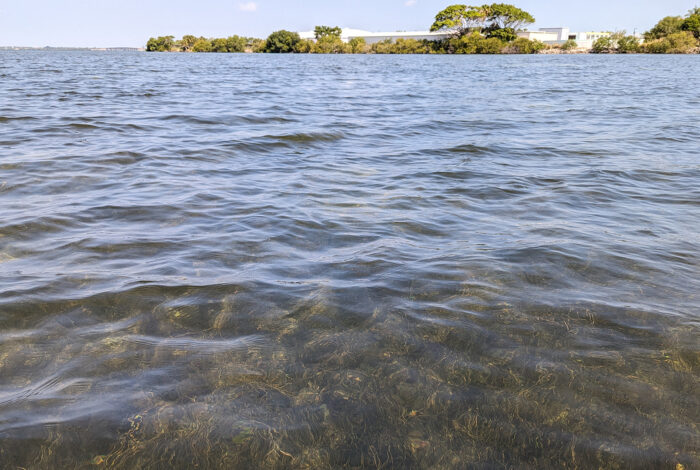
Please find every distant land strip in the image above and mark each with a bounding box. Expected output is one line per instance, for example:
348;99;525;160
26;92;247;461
0;47;143;52
144;3;700;54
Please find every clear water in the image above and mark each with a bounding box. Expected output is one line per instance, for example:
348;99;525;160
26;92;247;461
0;51;698;469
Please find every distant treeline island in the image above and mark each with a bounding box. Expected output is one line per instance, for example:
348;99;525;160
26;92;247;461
146;4;700;54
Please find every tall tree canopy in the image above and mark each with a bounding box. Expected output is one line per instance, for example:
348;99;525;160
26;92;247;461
644;16;684;40
430;4;534;37
180;35;197;51
430;5;485;35
314;26;343;39
145;36;175;52
483;3;535;30
646;10;700;41
264;30;301;53
681;12;700;39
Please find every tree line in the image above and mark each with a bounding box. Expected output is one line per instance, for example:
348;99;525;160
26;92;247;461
590;7;699;54
146;4;700;54
146;35;265;53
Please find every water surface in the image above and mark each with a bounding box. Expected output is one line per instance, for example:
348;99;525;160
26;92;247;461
0;51;698;469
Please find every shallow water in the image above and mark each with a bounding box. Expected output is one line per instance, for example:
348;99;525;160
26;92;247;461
0;51;698;469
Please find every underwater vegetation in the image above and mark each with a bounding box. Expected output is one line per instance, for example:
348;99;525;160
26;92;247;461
0;281;697;469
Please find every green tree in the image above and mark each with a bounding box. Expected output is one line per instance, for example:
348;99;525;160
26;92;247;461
484;26;517;41
392;38;430;54
264;30;301;53
348;37;368;53
448;32;483;53
476;37;504;53
644;16;683;40
430;5;486;36
181;35;197;51
211;38;228;52
192;38;213;52
503;37;544;53
593;31;644;53
616;35;640;53
370;39;395;54
314;26;343;39
294;39;315;53
591;35;615;53
145;35;175;52
681;13;700;39
665;31;698;52
430;4;534;39
313;35;349;53
483;3;535;30
642;39;671;54
446;31;504;53
561;39;577;51
225;35;247;52
248;38;267;53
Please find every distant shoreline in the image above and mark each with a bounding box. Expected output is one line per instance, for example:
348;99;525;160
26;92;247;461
4;48;700;55
0;47;144;52
144;4;700;55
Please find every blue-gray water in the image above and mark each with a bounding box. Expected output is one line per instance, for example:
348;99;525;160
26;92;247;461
0;51;698;469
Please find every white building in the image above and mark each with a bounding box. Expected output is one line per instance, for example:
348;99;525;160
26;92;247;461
298;28;452;44
517;28;611;49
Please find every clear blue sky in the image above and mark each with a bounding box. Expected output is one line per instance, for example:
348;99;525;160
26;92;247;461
1;0;698;47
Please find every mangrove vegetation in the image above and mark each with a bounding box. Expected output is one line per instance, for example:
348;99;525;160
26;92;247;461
146;4;700;54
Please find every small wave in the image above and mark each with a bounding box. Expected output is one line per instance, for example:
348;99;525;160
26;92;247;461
263;131;347;143
0;116;38;123
122;334;265;352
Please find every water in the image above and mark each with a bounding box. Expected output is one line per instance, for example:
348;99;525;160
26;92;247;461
0;51;698;469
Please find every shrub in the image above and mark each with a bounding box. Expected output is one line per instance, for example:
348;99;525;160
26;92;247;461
645;16;684;40
449;33;481;54
264;30;301;53
591;32;641;53
348;37;368;54
681;14;700;39
485;27;517;42
370;39;395;54
392;38;430;54
313;35;349;54
503;37;544;54
561;39;577;51
246;39;265;53
225;36;247;53
477;37;504;54
642;38;671;53
616;35;640;53
666;31;698;53
192;38;213;52
293;39;315;53
180;35;197;52
591;36;614;53
642;31;698;53
445;33;504;54
211;38;228;53
146;36;175;52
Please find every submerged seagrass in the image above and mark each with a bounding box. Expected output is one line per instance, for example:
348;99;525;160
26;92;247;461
0;52;698;469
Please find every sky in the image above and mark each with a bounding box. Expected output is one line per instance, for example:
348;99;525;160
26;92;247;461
0;0;698;47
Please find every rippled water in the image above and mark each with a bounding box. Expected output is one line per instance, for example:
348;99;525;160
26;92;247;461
1;51;699;468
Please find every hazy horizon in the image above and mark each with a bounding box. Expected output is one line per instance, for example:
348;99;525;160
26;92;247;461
1;0;698;48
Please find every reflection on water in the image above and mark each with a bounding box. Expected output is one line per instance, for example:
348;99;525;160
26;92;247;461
0;52;698;468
